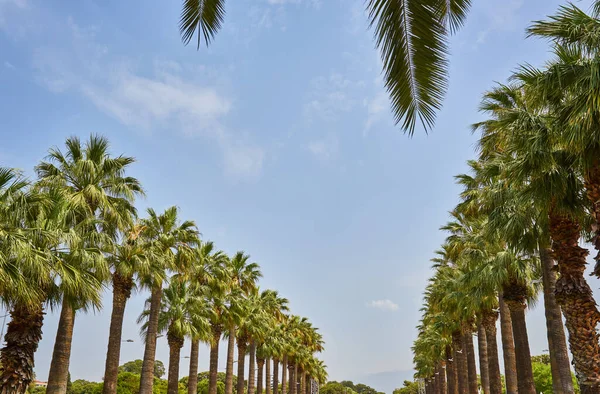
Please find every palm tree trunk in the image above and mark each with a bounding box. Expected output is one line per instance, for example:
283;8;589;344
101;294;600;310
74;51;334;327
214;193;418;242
102;273;133;394
266;358;272;394
463;332;477;394
288;363;296;394
188;339;200;394
281;356;288;394
46;302;75;394
452;332;467;394
305;375;310;394
257;358;265;394
482;312;502;394
210;326;223;394
540;247;575;394
499;294;518;394
504;290;536;394
225;330;236;394
477;324;490;394
273;358;279;394
549;211;600;394
298;369;305;394
140;286;163;394
0;302;44;394
167;331;184;394
248;342;257;394
445;345;457;394
437;363;447;394
236;339;248;394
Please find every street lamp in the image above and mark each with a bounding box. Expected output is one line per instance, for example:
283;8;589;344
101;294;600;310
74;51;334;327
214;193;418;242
122;339;134;343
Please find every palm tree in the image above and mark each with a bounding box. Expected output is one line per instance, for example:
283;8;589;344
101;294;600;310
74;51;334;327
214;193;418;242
102;224;151;394
475;81;586;392
226;252;262;394
36;135;143;394
138;206;199;394
0;169;54;394
178;0;472;135
188;241;223;394
139;279;208;394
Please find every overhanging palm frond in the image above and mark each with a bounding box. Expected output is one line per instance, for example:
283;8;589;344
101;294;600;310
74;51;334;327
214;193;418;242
180;0;226;49
367;0;452;134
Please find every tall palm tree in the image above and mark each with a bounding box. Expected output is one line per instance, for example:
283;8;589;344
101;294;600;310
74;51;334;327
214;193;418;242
475;81;587;392
188;241;223;394
226;252;262;394
36;135;143;394
102;224;151;394
0;169;55;394
178;0;472;135
138;206;199;394
139;279;208;394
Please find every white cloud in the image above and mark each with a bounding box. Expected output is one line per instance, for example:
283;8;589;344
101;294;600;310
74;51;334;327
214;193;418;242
307;134;339;161
3;60;15;69
30;17;264;180
304;73;364;122
475;0;524;46
363;90;388;135
366;299;399;312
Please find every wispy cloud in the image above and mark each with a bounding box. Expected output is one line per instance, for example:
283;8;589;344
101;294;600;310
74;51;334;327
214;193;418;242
475;0;524;46
366;299;399;312
363;90;388;135
304;73;364;123
3;60;15;69
307;134;339;161
28;17;264;180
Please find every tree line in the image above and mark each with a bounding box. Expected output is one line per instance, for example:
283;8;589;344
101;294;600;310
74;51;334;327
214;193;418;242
0;135;327;394
413;3;600;394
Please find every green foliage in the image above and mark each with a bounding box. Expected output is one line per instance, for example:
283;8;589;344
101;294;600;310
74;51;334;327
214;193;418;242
532;362;553;394
321;381;381;394
118;359;166;378
531;354;551;365
393;380;419;394
70;379;102;394
29;387;47;394
197;379;225;394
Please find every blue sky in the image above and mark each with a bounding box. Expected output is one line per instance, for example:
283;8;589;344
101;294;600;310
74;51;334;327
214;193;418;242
1;0;599;392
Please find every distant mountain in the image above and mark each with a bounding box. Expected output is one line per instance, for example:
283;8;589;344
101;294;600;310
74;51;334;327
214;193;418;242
359;370;415;394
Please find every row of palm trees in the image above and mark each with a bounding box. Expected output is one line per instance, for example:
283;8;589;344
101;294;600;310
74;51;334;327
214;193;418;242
0;135;327;394
412;3;600;394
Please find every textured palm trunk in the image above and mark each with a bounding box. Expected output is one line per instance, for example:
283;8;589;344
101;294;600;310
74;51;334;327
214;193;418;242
102;273;133;394
452;332;467;394
266;358;271;394
46;302;75;394
437;363;447;394
540;247;575;394
273;358;279;394
499;294;518;394
236;339;248;394
0;302;44;394
167;330;184;394
477;324;490;394
210;327;223;394
304;374;310;394
288;363;296;394
463;332;477;394
225;330;236;394
188;339;200;394
584;162;600;278
281;356;288;394
445;345;457;394
298;369;305;394
257;358;265;394
549;211;600;393
482;312;502;394
503;285;536;394
248;342;257;394
140;286;163;394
